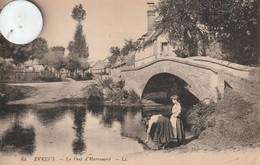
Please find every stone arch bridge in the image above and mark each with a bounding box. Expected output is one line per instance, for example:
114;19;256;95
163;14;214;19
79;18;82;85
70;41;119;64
120;57;260;103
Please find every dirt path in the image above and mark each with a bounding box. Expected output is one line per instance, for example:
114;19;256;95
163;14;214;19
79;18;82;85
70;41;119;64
8;79;96;105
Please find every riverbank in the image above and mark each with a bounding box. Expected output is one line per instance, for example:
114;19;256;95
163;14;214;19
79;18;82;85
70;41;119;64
5;79;95;105
0;84;37;103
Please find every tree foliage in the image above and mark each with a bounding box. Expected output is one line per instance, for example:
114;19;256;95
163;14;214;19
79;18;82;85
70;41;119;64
67;4;89;73
108;39;139;65
40;47;67;71
72;4;86;23
0;36;49;65
0;35;14;60
68;24;89;59
156;0;258;65
31;38;49;60
121;39;139;56
50;46;65;53
200;0;258;65
108;46;120;65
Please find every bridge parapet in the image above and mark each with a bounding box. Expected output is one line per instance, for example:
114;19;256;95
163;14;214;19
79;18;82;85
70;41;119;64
121;56;260;104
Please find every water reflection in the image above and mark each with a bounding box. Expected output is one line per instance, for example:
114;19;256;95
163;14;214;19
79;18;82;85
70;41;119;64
33;106;68;126
0;124;36;155
72;106;87;155
0;106;36;155
0;105;28;120
101;106;127;127
0;103;157;157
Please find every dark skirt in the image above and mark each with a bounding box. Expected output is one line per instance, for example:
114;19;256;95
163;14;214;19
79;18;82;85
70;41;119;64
176;118;185;142
149;116;175;144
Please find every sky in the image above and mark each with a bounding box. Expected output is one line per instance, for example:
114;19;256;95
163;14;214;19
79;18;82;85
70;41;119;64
0;0;159;62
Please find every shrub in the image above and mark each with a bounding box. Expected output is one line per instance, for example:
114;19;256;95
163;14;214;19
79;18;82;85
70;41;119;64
84;72;93;80
187;101;216;136
187;88;260;149
115;79;125;90
125;89;142;105
84;84;104;102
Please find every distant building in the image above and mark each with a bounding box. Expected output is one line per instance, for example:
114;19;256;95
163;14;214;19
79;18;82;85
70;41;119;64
91;59;110;76
24;59;44;72
110;52;135;78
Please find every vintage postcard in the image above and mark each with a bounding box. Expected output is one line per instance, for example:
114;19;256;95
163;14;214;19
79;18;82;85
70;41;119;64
0;0;259;165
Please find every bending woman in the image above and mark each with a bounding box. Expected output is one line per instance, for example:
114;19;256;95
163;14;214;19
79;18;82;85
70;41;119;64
145;114;174;147
170;95;185;142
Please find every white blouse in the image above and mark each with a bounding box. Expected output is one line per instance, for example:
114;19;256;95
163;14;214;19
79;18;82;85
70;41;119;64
171;102;181;117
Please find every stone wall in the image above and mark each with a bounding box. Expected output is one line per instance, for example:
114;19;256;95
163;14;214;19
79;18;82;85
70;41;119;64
121;56;259;104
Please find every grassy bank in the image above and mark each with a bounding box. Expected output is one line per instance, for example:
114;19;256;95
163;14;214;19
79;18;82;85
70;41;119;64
0;84;37;104
186;88;260;150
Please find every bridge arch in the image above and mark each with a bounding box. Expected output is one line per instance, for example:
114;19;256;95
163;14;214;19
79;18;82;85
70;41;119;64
141;72;199;105
121;58;215;102
140;70;203;102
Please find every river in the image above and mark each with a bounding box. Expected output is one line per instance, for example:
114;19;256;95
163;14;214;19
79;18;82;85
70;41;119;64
0;103;172;163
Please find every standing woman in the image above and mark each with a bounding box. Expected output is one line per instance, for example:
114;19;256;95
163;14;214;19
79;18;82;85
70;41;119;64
170;95;185;142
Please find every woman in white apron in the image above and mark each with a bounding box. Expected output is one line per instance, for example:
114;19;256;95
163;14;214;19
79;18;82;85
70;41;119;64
170;95;185;142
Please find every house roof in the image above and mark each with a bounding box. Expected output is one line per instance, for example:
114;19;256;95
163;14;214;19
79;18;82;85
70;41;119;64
111;56;125;68
111;51;136;68
142;29;164;48
89;61;96;68
91;59;109;70
121;51;135;66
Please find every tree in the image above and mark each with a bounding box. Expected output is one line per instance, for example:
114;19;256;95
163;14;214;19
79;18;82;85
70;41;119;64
11;44;32;65
68;24;89;58
40;47;68;77
30;37;49;60
49;46;67;72
0;34;14;60
156;0;258;65
72;4;86;23
108;46;120;65
0;35;31;65
200;0;258;65
156;0;207;57
121;39;139;56
0;35;49;65
50;46;65;53
67;4;89;74
79;58;90;72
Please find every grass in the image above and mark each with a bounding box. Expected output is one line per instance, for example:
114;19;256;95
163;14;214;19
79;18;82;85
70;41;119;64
186;88;260;150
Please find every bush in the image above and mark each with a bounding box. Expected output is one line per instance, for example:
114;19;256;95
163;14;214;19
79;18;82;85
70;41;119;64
84;84;104;102
187;88;260;149
84;77;142;106
187;101;216;136
114;79;125;90
125;89;142;105
84;72;93;80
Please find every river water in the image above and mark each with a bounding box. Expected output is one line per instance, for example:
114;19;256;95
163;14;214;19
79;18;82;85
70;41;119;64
0;103;172;163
